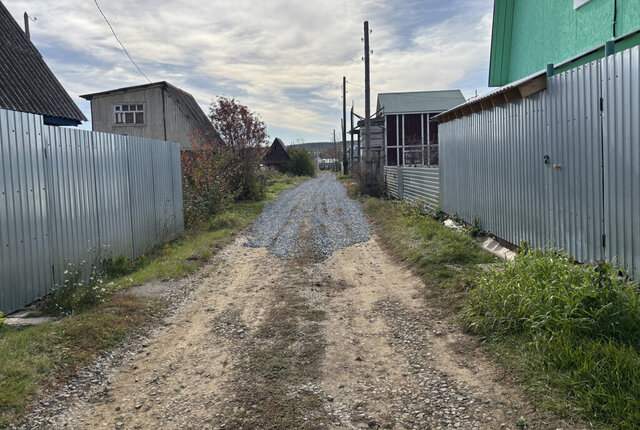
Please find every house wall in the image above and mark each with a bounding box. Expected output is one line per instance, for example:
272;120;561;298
490;0;640;86
163;91;211;149
89;87;165;140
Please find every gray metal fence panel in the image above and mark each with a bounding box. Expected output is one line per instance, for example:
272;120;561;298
43;126;100;286
0;110;51;313
127;137;158;257
440;48;640;276
0;108;184;313
383;166;439;208
94;132;134;259
384;166;398;198
603;46;640;278
546;61;604;263
401;167;439;208
152;144;177;243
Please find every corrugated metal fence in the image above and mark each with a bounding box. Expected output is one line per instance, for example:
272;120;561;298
384;166;439;209
0;108;184;313
439;45;640;278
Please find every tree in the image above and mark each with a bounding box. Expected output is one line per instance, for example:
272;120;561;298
209;97;269;199
286;147;315;177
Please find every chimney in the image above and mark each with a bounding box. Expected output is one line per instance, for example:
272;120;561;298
23;12;30;39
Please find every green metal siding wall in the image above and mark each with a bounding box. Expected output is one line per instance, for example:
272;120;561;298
490;0;640;85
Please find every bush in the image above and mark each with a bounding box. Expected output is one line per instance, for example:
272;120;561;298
350;162;386;197
462;248;640;426
285;147;315;177
104;254;131;277
0;312;5;328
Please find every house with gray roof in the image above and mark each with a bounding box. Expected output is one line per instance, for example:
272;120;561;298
81;81;219;150
377;90;466;166
0;1;86;126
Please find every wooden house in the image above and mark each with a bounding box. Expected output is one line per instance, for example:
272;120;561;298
81;81;219;149
264;137;290;170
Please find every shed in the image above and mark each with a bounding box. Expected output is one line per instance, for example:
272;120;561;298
0;1;86;126
264;137;290;169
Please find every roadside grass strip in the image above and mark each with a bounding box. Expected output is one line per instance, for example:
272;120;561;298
364;197;640;429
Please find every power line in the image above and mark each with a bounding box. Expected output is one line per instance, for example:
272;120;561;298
93;0;151;83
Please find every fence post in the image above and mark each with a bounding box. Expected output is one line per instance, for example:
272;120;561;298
397;167;404;200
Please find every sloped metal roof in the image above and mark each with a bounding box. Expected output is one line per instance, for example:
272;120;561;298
0;1;86;123
376;90;467;114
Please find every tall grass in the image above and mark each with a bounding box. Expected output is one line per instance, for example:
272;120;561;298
463;247;640;428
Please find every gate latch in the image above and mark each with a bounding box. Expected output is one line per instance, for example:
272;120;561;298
543;154;550;166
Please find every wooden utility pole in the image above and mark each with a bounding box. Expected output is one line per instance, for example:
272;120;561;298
363;21;372;184
342;76;348;175
350;102;354;165
333;129;337;172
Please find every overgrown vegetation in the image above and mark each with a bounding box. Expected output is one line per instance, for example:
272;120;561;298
0;174;305;428
363;194;640;429
350;163;386;197
463;248;640;428
284;147;316;177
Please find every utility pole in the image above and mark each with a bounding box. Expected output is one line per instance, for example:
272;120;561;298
350;102;354;166
342;76;348;175
333;129;337;172
363;21;372;186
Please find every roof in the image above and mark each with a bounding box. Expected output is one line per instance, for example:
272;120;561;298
0;2;86;124
264;137;290;164
81;81;216;138
435;70;547;124
376;90;467;114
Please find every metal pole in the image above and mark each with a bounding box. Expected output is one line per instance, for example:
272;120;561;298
23;12;30;39
342;76;348;175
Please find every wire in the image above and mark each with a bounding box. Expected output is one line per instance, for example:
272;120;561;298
93;0;151;83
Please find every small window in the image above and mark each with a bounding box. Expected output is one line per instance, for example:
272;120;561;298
113;103;144;125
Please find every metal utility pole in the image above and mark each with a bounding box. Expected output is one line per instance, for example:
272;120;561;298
350;102;355;165
363;21;372;184
342;76;348;175
333;129;337;172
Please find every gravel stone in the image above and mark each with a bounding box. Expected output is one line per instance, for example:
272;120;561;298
245;174;369;258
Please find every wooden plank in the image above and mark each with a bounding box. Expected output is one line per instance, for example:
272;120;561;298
504;87;522;103
518;75;547;98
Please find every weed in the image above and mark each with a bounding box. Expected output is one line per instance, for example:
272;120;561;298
0;312;5;328
104;254;131;276
40;262;108;317
468;215;487;238
462;248;640;427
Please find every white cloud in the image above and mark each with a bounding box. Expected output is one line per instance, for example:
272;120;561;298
5;0;493;141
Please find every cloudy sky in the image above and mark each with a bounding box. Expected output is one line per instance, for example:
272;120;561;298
6;0;493;144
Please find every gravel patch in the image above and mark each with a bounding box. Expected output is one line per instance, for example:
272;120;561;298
245;174;369;259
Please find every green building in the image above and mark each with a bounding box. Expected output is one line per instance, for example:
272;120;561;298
489;0;640;86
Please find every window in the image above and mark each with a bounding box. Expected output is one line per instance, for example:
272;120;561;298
114;104;144;125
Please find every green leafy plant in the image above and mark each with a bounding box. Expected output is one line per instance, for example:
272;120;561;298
468;215;487;238
0;312;5;329
462;249;640;427
104;254;131;277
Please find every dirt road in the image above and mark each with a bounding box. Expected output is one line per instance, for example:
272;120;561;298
32;175;561;429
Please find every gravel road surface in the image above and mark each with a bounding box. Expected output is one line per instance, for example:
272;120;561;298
246;173;369;259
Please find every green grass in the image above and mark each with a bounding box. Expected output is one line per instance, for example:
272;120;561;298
463;249;640;429
363;198;495;313
0;173;306;428
364;196;640;429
